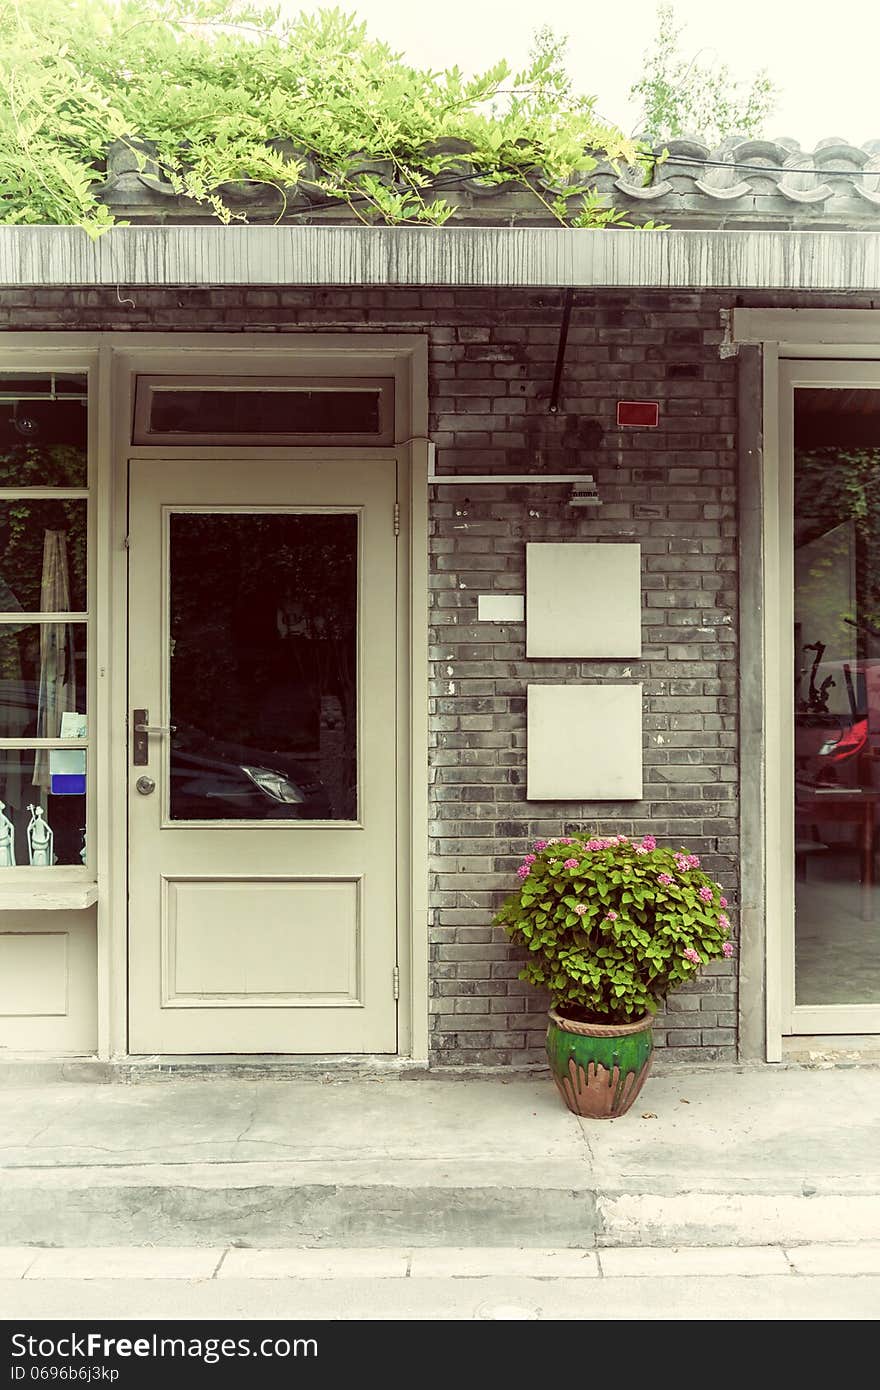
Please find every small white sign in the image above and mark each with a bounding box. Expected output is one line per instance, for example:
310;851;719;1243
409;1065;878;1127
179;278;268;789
477;595;525;623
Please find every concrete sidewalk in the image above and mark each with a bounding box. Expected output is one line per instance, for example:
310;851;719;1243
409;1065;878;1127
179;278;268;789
0;1064;878;1249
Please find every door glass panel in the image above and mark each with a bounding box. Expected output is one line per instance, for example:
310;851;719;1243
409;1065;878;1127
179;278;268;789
169;512;358;821
794;386;880;1004
151;388;381;436
0;748;87;867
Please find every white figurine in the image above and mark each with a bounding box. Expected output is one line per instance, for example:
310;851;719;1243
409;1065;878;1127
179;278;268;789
27;804;54;867
0;801;15;867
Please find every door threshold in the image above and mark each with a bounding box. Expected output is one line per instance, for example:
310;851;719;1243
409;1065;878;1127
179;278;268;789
782;1035;880;1065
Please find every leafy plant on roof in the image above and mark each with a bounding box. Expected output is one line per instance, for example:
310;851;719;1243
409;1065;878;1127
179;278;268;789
0;0;656;236
630;3;777;146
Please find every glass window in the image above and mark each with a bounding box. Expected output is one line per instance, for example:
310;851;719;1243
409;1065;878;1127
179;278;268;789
133;376;393;445
793;386;880;1006
0;374;87;487
0;367;90;872
0;502;87;612
168;511;358;822
0;747;87;867
0;623;86;737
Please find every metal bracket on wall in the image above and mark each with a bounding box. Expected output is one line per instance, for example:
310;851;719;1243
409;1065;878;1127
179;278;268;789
548;288;574;415
426;441;597;490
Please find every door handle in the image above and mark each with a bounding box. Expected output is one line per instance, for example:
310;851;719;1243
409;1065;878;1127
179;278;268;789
132;709;176;766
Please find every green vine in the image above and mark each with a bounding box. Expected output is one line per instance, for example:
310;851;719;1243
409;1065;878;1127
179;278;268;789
0;1;658;235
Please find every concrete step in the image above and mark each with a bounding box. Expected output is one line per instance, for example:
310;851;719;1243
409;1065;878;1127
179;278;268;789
2;1161;880;1249
1;1067;878;1249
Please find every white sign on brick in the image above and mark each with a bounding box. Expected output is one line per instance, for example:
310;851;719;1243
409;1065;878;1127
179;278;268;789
527;684;643;801
526;542;642;658
477;594;524;622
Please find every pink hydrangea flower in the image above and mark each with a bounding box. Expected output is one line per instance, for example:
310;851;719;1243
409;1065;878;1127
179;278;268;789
516;864;531;880
719;913;730;929
523;854;536;865
719;897;728;908
605;910;618;921
560;838;574;846
658;872;673;886
574;903;587;917
563;858;578;869
533;839;548;851
641;835;657;850
688;854;701;869
698;886;713;903
683;947;700;965
585;839;600;851
634;845;648;856
616;835;628;843
722;941;734;958
674;854;690;871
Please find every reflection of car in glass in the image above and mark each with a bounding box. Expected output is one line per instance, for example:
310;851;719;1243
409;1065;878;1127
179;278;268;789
169;727;335;820
795;655;880;792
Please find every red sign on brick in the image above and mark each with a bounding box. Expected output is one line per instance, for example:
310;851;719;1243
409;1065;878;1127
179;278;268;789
617;400;660;427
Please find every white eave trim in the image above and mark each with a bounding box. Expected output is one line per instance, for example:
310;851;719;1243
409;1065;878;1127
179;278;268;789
733;307;880;344
1;225;880;291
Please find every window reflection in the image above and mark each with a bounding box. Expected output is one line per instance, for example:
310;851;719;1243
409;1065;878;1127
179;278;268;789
794;387;880;1005
0;504;87;612
0;374;87;486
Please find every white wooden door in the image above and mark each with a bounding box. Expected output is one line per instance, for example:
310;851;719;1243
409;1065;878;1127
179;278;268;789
127;456;399;1053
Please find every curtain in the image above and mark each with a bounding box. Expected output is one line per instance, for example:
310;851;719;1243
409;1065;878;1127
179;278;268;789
33;530;75;790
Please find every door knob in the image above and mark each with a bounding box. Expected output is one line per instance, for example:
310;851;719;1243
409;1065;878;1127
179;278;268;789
135;776;156;796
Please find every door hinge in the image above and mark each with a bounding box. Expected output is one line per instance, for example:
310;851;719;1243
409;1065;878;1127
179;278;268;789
393;501;400;537
392;965;400;1000
123;534;130;550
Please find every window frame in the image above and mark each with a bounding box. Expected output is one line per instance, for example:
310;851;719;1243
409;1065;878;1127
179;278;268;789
132;374;396;447
0;355;95;882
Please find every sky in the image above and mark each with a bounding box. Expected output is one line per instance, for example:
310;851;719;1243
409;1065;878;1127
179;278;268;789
281;0;880;150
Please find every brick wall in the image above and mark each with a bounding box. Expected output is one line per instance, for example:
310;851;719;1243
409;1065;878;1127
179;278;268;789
0;283;781;1064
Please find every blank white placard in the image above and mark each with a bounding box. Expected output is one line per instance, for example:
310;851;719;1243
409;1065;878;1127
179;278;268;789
527;684;643;800
477;594;525;622
526;543;642;657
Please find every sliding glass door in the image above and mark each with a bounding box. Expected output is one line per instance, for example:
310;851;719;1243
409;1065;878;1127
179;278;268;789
782;362;880;1033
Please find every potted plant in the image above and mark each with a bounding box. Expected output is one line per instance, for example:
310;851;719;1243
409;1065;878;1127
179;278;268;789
493;833;734;1119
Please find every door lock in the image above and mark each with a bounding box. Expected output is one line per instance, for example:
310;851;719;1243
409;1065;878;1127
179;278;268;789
135;776;156;796
132;709;176;766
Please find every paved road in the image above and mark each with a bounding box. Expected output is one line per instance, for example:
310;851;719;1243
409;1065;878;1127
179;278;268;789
0;1245;878;1319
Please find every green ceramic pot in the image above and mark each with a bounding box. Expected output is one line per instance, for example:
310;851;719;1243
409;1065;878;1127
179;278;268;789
546;1008;654;1119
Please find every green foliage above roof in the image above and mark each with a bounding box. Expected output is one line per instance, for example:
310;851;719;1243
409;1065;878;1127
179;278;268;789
0;1;651;234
